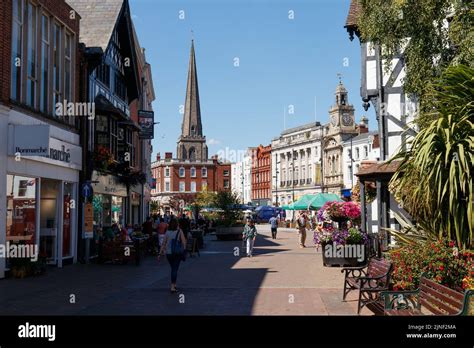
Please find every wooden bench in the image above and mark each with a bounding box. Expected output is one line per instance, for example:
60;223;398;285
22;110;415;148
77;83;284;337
341;258;393;314
381;275;473;316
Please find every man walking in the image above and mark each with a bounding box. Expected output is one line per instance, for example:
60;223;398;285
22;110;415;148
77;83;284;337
296;212;307;248
269;214;279;239
243;219;257;257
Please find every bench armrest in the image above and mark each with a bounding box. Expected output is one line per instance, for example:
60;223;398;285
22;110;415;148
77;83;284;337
380;290;420;310
359;274;391;289
341;266;368;278
459;289;474;316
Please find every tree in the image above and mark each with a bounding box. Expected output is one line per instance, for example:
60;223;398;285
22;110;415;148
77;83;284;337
390;64;473;248
214;191;241;227
357;0;473;128
150;200;160;215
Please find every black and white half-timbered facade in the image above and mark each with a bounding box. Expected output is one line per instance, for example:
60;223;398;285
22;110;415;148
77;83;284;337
67;0;144;260
345;0;418;248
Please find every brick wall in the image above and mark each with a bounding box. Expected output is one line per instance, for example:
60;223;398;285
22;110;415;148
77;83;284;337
0;0;80;108
0;0;13;104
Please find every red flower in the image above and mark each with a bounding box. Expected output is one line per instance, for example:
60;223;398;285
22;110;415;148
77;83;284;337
449;241;455;247
439;265;445;271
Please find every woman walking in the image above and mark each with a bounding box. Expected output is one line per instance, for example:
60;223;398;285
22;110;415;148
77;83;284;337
243;219;257;257
159;217;187;293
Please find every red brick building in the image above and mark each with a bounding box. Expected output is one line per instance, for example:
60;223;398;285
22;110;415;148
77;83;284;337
151;41;231;213
251;144;272;206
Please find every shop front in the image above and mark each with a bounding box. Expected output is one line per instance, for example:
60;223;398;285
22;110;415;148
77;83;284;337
0;114;82;279
89;171;128;259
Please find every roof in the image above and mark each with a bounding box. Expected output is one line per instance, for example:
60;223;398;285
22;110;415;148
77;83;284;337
280;122;322;136
348;131;377;143
345;0;361;29
356;161;401;178
66;0;125;51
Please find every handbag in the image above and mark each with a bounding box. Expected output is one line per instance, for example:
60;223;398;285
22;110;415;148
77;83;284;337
171;230;184;256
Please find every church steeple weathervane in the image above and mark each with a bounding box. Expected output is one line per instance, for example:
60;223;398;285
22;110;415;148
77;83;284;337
177;39;207;161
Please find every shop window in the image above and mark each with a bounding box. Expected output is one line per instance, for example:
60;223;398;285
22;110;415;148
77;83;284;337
63;182;73;258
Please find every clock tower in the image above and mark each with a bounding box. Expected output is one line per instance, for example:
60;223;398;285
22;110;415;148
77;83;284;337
328;80;356;133
324;80;358;194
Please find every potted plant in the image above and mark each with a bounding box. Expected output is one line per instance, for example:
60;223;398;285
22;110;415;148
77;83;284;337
314;225;368;267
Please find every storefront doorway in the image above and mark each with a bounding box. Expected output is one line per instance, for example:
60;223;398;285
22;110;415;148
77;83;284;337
40;179;60;264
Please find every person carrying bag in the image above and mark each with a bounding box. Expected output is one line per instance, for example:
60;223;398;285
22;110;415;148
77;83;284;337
159;217;187;293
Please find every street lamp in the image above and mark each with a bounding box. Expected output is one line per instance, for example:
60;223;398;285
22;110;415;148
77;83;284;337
315;121;324;193
273;153;280;207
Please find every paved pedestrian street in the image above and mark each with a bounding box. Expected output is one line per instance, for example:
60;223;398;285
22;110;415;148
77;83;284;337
0;225;370;315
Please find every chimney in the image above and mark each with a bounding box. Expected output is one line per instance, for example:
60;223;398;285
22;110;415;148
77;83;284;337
165;152;173;160
156;152;161;161
358;116;369;134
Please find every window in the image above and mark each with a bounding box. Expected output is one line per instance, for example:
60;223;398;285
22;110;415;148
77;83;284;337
165;168;170;177
179;182;185;192
201;167;207;178
109;119;118;160
40;15;49;113
191;182;196;192
11;0;23;101
223;170;230;177
364;146;368;159
114;72;127;101
355;148;360;160
53;22;61;112
179;167;185;178
191;167;196;177
202;181;208;191
96;63;110;87
64;32;72;103
224;179;230;189
165;182;170;192
26;2;37;108
348;149;352;160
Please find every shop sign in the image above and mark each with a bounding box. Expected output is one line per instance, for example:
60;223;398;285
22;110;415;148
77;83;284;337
91;171;127;197
9;125;82;170
83;202;94;238
138;110;154;139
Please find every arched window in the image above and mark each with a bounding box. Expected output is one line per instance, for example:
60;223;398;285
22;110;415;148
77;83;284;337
189;147;196;161
191;125;196;136
181;145;187;160
179;167;185;178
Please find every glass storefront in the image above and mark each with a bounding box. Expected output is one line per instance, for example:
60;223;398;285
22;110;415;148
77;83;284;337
6;175;37;269
63;182;73;258
40;179;59;263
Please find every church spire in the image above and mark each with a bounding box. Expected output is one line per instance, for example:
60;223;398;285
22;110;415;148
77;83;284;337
177;40;207;162
181;39;203;138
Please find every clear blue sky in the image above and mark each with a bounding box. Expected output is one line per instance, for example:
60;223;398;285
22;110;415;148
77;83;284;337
130;0;375;161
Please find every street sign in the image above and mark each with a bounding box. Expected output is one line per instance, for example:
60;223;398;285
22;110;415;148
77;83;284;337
82;183;93;198
83;202;94;239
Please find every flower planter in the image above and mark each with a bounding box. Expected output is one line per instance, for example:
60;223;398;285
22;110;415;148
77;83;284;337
320;242;365;267
215;226;244;241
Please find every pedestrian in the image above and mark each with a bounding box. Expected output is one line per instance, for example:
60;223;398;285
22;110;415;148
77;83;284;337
243;218;257;257
157;218;168;248
159;218;187;293
269;214;279;239
296;212;307;248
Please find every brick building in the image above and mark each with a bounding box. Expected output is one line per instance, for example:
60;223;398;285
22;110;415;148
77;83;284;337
0;0;82;277
151;41;231;213
251;144;272;206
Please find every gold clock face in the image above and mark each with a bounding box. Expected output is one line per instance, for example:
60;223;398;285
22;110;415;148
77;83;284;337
342;113;352;126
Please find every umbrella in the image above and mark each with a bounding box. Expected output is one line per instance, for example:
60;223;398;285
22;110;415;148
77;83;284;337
307;193;343;210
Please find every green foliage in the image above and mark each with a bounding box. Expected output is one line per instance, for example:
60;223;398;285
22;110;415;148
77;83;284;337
390;238;473;290
357;0;474;127
390;64;474;248
150;200;160;215
213;191;241;227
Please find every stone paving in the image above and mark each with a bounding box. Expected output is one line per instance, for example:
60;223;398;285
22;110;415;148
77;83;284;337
0;225;373;315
